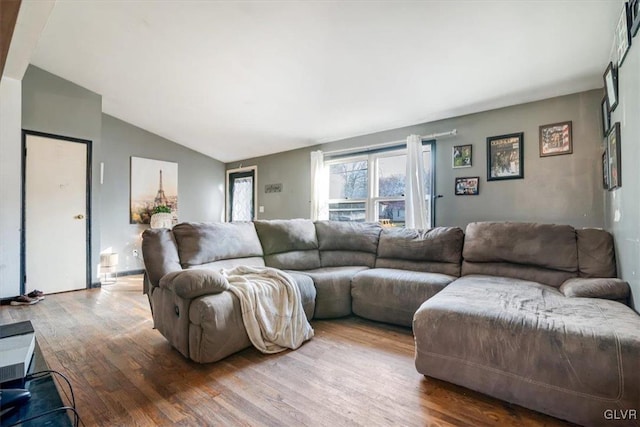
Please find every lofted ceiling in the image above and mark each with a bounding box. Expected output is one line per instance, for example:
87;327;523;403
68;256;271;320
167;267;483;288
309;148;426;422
17;1;622;162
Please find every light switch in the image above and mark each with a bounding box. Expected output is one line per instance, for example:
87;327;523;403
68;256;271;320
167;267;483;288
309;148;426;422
259;206;265;213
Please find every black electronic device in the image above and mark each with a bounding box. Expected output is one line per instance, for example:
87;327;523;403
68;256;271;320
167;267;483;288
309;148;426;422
0;388;32;416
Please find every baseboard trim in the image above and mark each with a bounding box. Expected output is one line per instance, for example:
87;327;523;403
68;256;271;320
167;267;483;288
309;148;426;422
119;269;145;277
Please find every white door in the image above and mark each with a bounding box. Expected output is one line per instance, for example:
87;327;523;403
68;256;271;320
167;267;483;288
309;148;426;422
25;133;88;294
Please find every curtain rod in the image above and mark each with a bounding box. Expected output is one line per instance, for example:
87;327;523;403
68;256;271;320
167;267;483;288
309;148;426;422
322;129;457;157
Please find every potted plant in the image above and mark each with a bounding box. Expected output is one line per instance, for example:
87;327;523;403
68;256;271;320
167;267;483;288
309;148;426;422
150;205;173;229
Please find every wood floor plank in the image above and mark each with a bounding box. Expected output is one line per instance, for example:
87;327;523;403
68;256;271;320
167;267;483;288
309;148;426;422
0;276;576;427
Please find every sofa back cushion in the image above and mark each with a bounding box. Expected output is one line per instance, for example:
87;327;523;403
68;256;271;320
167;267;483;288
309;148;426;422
576;228;617;278
315;221;382;268
142;228;182;289
172;222;264;268
254;219;321;270
462;222;579;287
375;227;464;276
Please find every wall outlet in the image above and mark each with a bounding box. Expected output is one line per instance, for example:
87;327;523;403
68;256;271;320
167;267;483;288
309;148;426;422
133;249;139;258
259;206;265;213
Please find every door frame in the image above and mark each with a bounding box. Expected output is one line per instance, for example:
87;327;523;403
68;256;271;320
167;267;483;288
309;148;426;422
225;165;257;222
21;130;93;294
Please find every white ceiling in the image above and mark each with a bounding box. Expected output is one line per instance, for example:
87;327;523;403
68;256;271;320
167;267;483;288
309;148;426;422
21;0;621;163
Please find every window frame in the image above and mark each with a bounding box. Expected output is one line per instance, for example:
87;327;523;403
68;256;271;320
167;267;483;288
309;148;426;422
326;143;434;226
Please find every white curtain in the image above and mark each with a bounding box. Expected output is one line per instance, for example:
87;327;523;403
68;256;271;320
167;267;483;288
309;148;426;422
405;135;428;229
310;150;329;221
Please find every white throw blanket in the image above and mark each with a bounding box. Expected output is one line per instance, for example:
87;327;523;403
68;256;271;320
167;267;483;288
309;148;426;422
222;266;314;354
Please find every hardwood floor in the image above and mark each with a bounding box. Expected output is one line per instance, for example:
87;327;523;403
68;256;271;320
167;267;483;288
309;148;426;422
1;276;575;427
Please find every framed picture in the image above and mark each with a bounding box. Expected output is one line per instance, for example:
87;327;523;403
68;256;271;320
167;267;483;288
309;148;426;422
452;144;472;168
603;62;618;113
455;177;479;196
631;0;640;37
130;157;179;224
602;150;609;190
486;132;524;181
601;97;611;137
539;121;572;157
607;122;621;191
616;2;632;66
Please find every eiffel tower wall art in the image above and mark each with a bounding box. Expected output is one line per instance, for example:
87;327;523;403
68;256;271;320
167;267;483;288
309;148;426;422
130;156;178;225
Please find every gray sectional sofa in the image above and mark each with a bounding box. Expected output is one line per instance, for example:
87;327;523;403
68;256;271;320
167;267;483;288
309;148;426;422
141;219;640;427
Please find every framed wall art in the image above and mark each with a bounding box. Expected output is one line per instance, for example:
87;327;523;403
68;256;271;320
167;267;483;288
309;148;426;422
452;144;472;168
603;62;618;113
606;122;621;191
130;156;178;224
601;96;610;137
602;150;609;190
455;176;479;195
486;132;524;181
631;0;640;37
539;121;572;157
616;2;632;66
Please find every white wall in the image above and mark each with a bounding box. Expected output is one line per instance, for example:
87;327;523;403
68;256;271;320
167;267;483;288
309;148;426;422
0;76;22;298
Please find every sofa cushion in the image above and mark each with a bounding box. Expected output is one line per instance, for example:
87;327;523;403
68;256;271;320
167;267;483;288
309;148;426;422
560;277;630;301
172;222;263;267
463;222;578;272
315;221;382;268
461;261;575;288
576;228;617;278
294;266;368;319
282;271;317;320
414;274;640;427
352;268;454;327
254;219;321;270
375;227;464;276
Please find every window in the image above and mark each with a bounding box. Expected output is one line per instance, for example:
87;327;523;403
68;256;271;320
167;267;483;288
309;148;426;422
328;158;367;221
326;144;433;226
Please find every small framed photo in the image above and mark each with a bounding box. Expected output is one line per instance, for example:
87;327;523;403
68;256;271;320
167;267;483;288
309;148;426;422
455;177;479;196
452;144;472;168
539;121;572;157
601;97;610;137
602;150;609;190
486;132;524;181
603;62;618;113
607;122;622;190
631;0;640;37
616;2;632;66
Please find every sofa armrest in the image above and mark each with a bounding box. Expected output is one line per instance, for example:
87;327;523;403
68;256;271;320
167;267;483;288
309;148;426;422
159;269;229;299
559;277;630;300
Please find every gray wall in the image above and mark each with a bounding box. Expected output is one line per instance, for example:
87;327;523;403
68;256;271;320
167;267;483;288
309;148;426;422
227;147;319;220
101;114;226;272
230;90;604;229
605;38;640;310
22;65;103;284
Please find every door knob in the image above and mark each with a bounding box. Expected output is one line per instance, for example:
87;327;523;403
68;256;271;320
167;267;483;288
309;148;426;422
74;214;85;219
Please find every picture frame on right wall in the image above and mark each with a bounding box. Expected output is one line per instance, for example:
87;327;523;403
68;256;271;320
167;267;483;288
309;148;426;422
602;150;609;190
631;0;640;37
615;2;632;66
607;122;621;191
601;96;611;137
603;62;618;113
